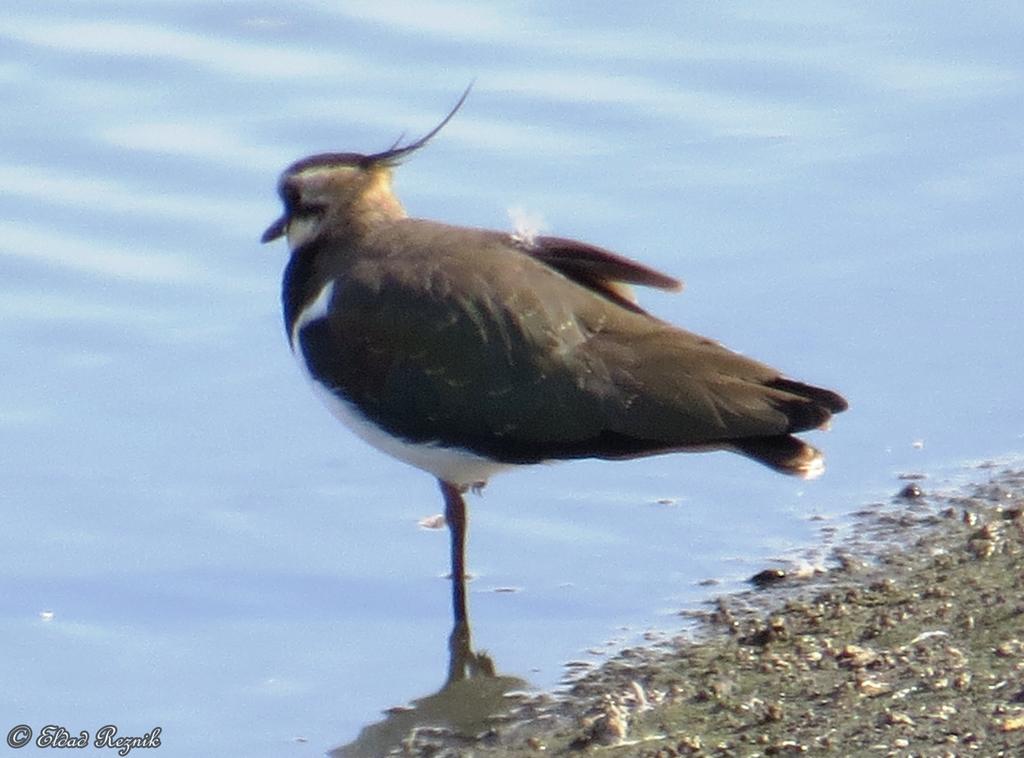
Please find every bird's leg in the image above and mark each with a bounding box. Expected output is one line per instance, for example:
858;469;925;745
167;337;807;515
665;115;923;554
439;480;471;682
439;479;469;631
437;481;498;685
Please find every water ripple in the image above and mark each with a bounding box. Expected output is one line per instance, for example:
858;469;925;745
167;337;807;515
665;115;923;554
0;164;264;228
1;220;197;284
0;17;353;80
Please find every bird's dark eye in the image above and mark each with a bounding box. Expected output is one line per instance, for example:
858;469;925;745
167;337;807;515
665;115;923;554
294;201;326;219
280;181;325;218
281;182;301;210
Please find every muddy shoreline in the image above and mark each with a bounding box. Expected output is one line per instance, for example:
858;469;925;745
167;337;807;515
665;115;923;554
380;465;1024;757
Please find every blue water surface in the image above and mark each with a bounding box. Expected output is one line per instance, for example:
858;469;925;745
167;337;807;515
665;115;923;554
2;3;1023;755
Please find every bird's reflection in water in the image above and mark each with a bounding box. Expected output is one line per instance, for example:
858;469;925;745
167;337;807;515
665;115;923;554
330;563;530;757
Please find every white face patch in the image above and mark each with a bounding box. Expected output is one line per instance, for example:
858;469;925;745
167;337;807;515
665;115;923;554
285;164;360;250
286;214;323;251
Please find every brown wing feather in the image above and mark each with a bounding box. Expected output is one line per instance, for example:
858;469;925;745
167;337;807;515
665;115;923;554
516;235;682;313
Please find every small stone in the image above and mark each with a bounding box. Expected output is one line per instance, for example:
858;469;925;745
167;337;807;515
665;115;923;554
858;678;892;697
896;483;924;500
887;711;915;727
977;522;1003;540
765;739;807;754
838;644;879;668
996;639;1023;657
677;734;702;753
1000;714;1024;732
969;538;995;559
585;696;628;744
926;704;957;722
750;568;787;587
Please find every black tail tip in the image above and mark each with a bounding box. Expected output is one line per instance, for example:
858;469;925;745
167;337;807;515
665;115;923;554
768;377;848;415
731;435;826;479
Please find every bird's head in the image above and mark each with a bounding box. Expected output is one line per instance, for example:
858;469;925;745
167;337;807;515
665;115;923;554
261;87;471;249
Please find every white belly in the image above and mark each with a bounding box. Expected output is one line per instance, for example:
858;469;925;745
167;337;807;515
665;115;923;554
290;280;519;489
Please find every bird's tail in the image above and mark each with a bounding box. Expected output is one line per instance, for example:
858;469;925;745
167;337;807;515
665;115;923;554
731;378;848;478
730;435;826;479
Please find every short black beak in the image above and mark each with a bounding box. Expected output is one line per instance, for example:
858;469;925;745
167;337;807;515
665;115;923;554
261;215;287;243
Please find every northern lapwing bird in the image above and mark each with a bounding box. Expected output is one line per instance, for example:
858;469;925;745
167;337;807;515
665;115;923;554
262;91;848;618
